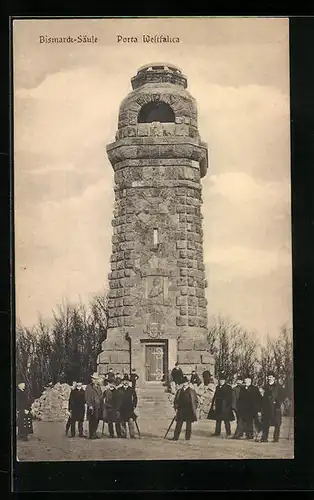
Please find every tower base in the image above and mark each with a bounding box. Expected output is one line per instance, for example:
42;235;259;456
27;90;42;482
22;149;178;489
98;327;215;388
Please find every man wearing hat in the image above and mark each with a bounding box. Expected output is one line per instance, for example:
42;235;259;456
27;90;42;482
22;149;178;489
232;377;243;428
16;381;33;441
116;376;138;438
102;381;121;438
171;362;184;389
85;373;103;439
115;372;122;387
260;372;284;443
171;376;198;441
207;372;234;437
232;375;262;440
65;381;77;436
68;381;86;438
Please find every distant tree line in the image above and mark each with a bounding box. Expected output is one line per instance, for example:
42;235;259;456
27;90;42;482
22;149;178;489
16;294;108;400
16;294;293;413
207;316;293;413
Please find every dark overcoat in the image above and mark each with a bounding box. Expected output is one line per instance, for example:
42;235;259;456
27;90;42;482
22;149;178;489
174;386;198;422
16;388;33;435
208;383;234;421
102;387;118;423
202;370;211;386
237;385;262;419
116;386;138;421
171;367;184;385
261;383;283;427
68;388;86;421
130;373;139;388
85;383;103;419
232;385;242;411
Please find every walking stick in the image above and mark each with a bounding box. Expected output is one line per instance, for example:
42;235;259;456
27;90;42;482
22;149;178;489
135;419;141;438
101;420;105;436
164;412;177;439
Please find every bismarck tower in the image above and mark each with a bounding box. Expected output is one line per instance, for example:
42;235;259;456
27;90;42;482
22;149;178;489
98;63;214;387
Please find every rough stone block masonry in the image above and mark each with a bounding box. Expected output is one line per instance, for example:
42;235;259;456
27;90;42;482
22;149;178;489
98;63;214;385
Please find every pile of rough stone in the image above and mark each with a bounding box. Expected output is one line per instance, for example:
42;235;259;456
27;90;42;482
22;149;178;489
31;383;71;422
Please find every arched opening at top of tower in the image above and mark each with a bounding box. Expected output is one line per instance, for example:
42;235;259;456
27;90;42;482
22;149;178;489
137;101;175;123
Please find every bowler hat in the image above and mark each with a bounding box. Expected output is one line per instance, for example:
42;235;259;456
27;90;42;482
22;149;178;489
267;371;276;378
91;372;99;379
182;376;189;383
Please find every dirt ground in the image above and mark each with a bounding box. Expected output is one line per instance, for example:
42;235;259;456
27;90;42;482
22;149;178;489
16;416;294;461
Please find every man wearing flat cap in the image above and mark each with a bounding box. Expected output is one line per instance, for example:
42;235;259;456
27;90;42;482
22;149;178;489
260;372;284;443
171;376;198;441
85;372;103;439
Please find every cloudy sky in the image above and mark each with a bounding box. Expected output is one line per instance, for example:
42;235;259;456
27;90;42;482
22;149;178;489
13;17;292;339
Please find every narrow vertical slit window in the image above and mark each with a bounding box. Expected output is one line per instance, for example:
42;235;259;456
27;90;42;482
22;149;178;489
153;228;159;247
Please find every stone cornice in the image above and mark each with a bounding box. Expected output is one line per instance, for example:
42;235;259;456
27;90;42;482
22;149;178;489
106;138;208;178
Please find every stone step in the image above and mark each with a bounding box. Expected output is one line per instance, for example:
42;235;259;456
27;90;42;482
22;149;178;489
138;399;170;403
136;388;174;419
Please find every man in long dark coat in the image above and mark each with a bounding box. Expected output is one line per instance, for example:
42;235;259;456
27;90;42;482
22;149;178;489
171;362;184;387
68;381;86;438
232;377;243;427
260;372;284;443
65;381;77;436
116;377;138;438
102;382;121;438
232;376;262;439
130;368;139;390
85;373;103;439
16;381;33;441
208;372;234;437
202;370;211;386
171;376;198;441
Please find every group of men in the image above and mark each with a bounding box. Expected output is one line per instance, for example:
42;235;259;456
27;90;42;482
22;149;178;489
65;368;139;440
169;364;286;443
16;363;288;446
222;372;284;443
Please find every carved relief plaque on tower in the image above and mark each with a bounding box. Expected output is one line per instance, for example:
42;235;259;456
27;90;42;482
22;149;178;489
145;275;169;304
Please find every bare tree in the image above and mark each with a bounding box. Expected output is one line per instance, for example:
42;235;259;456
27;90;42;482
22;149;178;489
16;290;109;399
207;316;259;381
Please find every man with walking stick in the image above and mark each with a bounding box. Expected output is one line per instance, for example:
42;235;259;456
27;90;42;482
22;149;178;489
167;376;198;441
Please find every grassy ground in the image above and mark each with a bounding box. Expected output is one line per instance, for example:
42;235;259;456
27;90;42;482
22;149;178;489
17;416;294;461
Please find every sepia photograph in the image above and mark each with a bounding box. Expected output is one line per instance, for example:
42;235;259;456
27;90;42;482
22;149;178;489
13;16;293;462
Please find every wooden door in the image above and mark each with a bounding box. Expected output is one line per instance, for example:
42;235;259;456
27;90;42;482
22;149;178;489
145;345;164;381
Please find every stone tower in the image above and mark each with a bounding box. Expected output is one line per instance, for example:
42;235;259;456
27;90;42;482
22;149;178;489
98;63;214;387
